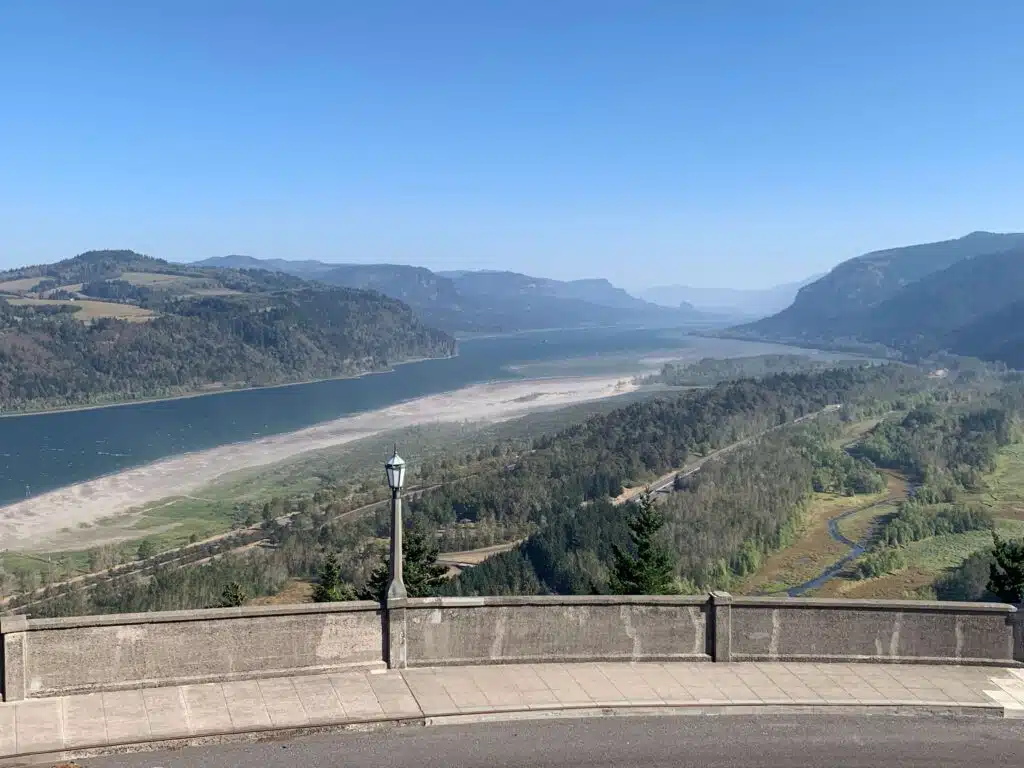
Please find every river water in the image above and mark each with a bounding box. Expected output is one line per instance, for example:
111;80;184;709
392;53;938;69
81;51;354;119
0;327;833;506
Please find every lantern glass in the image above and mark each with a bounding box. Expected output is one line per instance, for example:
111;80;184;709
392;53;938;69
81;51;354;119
385;449;406;490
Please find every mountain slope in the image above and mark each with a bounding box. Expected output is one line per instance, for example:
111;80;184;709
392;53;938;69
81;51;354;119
728;232;1024;368
746;231;1024;337
948;300;1024;369
0;250;455;412
854;247;1024;354
190;257;708;333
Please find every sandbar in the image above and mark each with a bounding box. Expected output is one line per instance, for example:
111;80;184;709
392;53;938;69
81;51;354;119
0;375;637;550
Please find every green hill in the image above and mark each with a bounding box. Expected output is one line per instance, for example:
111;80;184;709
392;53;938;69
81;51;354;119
0;250;455;412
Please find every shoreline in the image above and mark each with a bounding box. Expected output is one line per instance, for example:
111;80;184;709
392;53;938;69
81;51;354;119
0;352;457;420
0;374;638;551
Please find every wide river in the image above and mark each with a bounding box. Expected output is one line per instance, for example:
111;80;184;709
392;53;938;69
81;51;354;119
0;327;833;506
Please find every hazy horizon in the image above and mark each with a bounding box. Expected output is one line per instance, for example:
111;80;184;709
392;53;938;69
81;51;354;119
3;2;1022;291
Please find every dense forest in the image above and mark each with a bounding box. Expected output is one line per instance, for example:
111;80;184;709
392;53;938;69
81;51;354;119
0;251;455;411
642;354;871;387
447;420;885;596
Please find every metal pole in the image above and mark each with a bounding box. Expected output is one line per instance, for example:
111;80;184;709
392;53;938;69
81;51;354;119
387;488;407;599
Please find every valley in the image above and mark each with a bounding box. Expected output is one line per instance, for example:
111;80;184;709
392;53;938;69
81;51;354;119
2;232;1024;619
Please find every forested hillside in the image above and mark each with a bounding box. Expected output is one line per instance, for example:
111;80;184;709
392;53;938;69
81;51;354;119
732;232;1024;369
642;354;869;387
0;251;455;412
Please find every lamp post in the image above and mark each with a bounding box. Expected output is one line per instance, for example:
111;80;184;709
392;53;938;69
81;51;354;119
385;445;407;600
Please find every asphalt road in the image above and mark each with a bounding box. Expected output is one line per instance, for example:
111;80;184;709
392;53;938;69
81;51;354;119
81;715;1024;768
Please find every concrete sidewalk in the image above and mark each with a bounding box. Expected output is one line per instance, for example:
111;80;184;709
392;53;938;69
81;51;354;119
2;662;1023;763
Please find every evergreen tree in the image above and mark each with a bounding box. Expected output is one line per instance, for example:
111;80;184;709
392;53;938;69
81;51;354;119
312;554;357;602
988;534;1024;603
610;492;679;595
220;582;246;607
136;539;156;561
358;527;448;602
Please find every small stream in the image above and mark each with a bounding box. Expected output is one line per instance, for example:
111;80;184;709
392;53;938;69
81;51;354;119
784;498;896;597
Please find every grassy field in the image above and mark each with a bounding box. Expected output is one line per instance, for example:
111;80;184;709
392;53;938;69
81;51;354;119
734;488;891;595
963;442;1024;520
835;500;898;544
812;442;1024;599
119;271;190;285
0;277;44;292
816;519;1024;599
5;297;155;322
119;271;242;296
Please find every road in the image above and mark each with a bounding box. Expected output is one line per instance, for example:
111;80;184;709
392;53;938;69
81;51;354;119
81;715;1024;768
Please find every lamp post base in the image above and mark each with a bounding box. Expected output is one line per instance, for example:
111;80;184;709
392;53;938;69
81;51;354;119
387;580;408;600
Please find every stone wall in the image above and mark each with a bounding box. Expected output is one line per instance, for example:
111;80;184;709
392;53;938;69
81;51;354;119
3;595;1020;700
723;597;1018;666
394;595;711;667
391;594;1020;669
3;602;384;700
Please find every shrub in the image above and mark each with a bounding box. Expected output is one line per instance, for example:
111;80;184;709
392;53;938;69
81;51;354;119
854;547;907;580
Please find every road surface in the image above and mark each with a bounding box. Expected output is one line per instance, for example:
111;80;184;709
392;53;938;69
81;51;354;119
82;715;1024;768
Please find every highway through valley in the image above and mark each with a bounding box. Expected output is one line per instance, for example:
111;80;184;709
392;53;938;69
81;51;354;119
82;714;1024;768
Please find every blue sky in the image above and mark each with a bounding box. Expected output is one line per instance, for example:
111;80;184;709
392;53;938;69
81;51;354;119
2;1;1022;290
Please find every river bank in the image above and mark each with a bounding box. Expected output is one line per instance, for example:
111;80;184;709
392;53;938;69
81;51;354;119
0;352;457;419
0;375;637;550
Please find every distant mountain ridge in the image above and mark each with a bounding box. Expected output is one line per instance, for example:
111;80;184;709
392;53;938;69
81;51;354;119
732;231;1024;368
641;274;823;318
194;256;709;333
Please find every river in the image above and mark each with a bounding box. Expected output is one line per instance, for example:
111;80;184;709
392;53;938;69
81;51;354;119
0;327;837;506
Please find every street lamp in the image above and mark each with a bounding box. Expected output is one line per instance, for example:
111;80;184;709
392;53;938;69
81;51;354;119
385;445;407;600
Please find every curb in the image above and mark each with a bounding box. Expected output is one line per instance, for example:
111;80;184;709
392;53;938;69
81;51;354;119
0;700;1009;766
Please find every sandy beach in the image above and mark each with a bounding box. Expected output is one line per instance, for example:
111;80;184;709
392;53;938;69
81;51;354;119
0;376;636;550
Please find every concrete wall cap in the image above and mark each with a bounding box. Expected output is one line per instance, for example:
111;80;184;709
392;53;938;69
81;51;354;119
731;596;1016;613
0;614;29;634
25;600;382;631
403;595;708;608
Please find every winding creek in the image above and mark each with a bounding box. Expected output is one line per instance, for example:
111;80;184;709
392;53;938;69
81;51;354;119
785;497;895;596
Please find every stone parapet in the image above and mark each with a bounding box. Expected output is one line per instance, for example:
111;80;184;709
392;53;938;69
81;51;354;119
2;594;1019;701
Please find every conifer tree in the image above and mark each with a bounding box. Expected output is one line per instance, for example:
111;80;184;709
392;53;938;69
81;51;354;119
220;581;246;607
989;534;1024;603
358;527;448;602
610;492;679;595
312;553;356;602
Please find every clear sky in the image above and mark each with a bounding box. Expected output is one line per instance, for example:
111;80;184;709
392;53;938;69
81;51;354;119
2;1;1022;290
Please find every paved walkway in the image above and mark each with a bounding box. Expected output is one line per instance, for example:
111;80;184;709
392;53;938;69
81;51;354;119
2;662;1023;761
